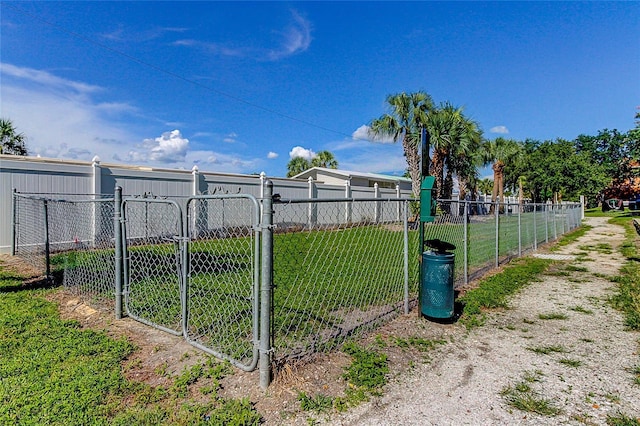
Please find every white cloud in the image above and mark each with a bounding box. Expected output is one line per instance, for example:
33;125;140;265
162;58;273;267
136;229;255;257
289;146;316;160
267;151;279;159
351;124;395;143
268;10;312;61
173;10;311;61
139;130;190;163
0;62;101;96
490;125;509;134
223;132;238;143
1;63;262;174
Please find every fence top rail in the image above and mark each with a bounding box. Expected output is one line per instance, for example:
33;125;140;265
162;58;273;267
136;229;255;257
275;197;413;204
13;192;114;203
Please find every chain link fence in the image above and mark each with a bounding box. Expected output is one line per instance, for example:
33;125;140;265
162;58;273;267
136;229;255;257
271;198;412;364
11;189;583;384
12;193;115;303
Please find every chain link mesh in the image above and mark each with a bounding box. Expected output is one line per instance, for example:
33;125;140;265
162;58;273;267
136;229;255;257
13;194;48;274
185;197;258;368
123;198;183;335
272;199;412;363
50;199;116;304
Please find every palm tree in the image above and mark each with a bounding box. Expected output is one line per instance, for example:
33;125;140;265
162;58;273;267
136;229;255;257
369;91;434;198
480;137;522;213
477;178;494;196
426;103;482;200
286;156;311;177
311;150;338;169
0;119;28;156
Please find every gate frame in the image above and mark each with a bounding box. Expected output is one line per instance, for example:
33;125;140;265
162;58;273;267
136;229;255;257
184;194;262;372
120;195;184;336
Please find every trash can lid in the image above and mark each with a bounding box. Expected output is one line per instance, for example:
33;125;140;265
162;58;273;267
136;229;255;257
424;238;456;252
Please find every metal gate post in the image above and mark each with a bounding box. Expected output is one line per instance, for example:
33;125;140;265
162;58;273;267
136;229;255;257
260;180;274;390
114;186;123;319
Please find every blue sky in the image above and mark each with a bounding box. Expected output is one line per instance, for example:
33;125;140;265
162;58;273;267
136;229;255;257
1;1;639;178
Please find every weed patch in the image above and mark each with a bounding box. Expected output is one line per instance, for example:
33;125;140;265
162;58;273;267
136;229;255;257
460;257;552;328
526;345;567;355
500;379;562;416
538;312;568;320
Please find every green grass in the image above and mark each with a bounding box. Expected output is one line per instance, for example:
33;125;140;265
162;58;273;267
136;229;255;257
526;345;567;355
538;312;568;320
0;265;261;425
550;225;592;251
606;412;640;426
569;305;594;314
608;216;640;330
558;358;582;368
459;257;552;327
297;342;389;415
500;376;562;416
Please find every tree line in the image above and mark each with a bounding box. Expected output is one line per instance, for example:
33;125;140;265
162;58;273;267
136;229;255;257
368;91;640;208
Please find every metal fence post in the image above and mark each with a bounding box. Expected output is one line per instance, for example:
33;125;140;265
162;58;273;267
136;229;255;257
260;180;274;390
553;204;558;240
43;199;51;280
345;180;352;223
374;183;380;222
517;202;522;257
533;204;537;251
495;201;499;268
11;189;16;256
463;200;468;286
114;186;123;320
545;204;549;243
403;200;409;314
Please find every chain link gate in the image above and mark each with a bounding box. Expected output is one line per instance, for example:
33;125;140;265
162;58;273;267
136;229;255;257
184;195;260;371
122;197;184;336
120;194;261;371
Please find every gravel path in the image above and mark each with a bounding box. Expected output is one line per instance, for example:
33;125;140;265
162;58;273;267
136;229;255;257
328;216;640;425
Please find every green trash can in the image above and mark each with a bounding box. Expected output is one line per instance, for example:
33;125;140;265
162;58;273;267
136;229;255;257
420;239;455;319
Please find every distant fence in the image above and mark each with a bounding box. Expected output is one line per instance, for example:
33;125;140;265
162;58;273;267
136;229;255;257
11;187;582;388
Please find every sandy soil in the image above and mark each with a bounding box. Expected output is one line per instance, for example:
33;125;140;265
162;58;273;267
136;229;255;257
4;216;639;425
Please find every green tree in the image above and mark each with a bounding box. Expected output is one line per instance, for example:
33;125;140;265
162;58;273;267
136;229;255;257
369;91;434;198
0;119;28;156
480;137;522;213
286;156;311;177
427;103;482;200
523;139;608;205
477;178;494;196
311;150;338;169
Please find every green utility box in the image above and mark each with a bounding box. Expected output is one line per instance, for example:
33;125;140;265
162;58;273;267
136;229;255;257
420;176;436;222
420;239;455;319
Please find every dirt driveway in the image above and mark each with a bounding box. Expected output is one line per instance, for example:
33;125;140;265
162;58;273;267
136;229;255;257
325;216;640;425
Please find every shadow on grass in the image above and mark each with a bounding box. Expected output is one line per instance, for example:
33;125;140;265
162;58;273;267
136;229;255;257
0;270;62;293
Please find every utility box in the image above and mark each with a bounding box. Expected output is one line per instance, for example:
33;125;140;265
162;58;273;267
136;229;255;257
420;239;455;319
420;176;436;223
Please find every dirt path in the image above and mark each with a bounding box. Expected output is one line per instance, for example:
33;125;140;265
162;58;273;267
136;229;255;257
326;216;640;425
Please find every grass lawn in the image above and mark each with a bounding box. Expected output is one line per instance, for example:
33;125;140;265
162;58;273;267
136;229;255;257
0;266;261;425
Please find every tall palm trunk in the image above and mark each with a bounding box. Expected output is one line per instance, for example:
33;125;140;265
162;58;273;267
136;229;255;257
490;161;505;214
402;135;422;199
431;150;445;199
